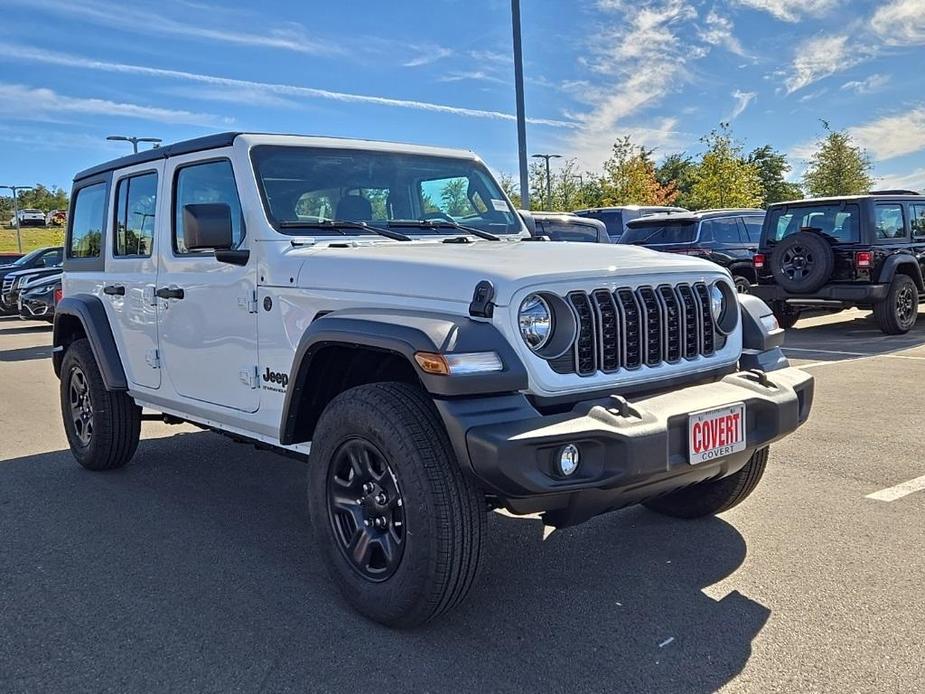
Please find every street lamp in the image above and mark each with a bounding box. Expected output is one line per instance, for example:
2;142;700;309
106;135;162;154
511;0;530;209
531;153;562;209
0;185;33;254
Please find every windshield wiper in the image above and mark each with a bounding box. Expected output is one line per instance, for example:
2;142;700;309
387;219;500;241
278;219;411;242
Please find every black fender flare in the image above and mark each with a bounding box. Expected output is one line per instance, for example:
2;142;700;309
877;254;924;290
279;309;528;445
53;294;127;390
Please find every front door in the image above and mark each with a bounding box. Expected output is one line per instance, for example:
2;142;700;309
156;154;259;413
103;162;162;390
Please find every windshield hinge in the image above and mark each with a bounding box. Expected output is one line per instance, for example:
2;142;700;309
468;280;495;319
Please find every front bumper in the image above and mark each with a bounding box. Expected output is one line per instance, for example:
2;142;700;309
752;283;888;304
437;366;813;527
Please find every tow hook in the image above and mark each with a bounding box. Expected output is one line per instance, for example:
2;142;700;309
607;395;643;419
744;369;775;388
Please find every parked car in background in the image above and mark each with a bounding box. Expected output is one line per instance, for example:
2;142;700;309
18;272;61;323
9;209;46;227
619;209;764;293
1;254;63;313
0;253;23;264
0;246;63;315
573;205;689;241
46;209;67;226
752;191;925;333
530;212;609;243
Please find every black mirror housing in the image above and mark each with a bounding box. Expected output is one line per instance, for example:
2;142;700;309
183;203;234;250
518;209;537;235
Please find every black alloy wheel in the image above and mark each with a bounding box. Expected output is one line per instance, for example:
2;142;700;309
327;438;406;581
780;244;816;282
770;232;834;293
67;365;94;446
733;275;751;294
896;283;916;327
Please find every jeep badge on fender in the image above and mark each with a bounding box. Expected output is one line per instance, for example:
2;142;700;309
52;132;814;628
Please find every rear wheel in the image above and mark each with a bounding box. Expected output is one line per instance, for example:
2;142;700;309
873;274;918;335
771;302;801;329
307;382;485;628
643;447;769;519
60;339;141;470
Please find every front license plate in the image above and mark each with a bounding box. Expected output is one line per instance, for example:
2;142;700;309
688;403;746;465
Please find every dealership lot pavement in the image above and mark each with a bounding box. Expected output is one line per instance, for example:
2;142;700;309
1;311;923;693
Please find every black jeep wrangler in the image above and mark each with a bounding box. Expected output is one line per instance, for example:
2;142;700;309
751;192;925;333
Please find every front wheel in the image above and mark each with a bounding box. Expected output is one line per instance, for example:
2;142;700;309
873;274;918;335
643;447;769;519
307;382;485;628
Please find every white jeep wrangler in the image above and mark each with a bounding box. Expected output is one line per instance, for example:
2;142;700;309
53;133;814;627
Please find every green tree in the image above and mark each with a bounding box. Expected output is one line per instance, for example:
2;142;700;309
440;178;470;216
748;145;803;206
497;172;522;209
687;124;763;209
655;153;695;209
597;137;677;208
802;125;873;197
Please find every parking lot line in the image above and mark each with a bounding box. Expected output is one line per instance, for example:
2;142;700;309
783;347;925;365
865;474;925;502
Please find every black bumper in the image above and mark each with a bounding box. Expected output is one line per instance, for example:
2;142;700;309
751;283;888;304
436;367;813;527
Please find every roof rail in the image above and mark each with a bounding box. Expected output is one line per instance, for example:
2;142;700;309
868;190;921;196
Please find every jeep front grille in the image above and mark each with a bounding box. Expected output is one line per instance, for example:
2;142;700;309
554;282;719;376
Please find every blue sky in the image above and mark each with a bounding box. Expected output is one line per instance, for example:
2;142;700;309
1;0;924;192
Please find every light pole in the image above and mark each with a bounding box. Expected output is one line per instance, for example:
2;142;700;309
532;153;562;209
106;135;162;154
0;185;33;254
511;0;530;209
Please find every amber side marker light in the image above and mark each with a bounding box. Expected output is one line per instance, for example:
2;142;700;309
414;352;503;375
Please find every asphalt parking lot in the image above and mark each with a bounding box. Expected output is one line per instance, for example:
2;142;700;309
1;310;923;693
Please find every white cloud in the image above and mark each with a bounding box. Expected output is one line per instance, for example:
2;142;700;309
403;46;454;68
0;83;230;127
871;0;925;46
9;0;337;55
729;90;756;119
784;34;867;93
565;0;700;166
702;10;747;57
875;167;925;193
437;71;505;85
732;0;840;22
849;107;925;161
841;74;891;94
0;44;576;129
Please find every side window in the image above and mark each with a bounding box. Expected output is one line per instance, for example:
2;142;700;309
114;172;157;257
874;204;906;240
911;205;925;240
68;183;106;258
701;218;741;243
174;160;244;254
743;217;763;242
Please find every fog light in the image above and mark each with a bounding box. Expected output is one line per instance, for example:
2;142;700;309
557;444;580;476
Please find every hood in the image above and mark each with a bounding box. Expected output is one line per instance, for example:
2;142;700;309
6;267;60;281
292;240;725;305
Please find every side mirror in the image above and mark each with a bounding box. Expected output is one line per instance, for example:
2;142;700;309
518;209;537;235
183;203;234;251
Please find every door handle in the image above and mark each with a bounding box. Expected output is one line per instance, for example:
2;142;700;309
155;286;184;300
103;284;125;296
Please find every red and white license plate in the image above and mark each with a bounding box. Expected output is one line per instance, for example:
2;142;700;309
688;403;746;465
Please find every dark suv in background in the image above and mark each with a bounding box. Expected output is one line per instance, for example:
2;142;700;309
0;246;63;315
618;209;764;293
573;205;688;241
751;192;925;333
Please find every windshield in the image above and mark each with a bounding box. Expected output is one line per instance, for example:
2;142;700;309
251;146;522;236
539;220;601;243
619;221;697;245
575;210;623;239
12;248;44;266
766;204;861;243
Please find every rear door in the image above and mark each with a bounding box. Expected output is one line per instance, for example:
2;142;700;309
103;163;162;390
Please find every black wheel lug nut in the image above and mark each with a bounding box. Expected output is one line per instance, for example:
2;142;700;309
376;493;387;504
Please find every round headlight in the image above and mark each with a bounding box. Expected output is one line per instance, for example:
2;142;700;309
710;283;725;322
519;294;553;351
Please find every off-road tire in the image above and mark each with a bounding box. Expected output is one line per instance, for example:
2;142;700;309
307;382;485;628
770;232;834;294
60;338;141;470
771;302;801;329
873;274;918;335
643;447;769;519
